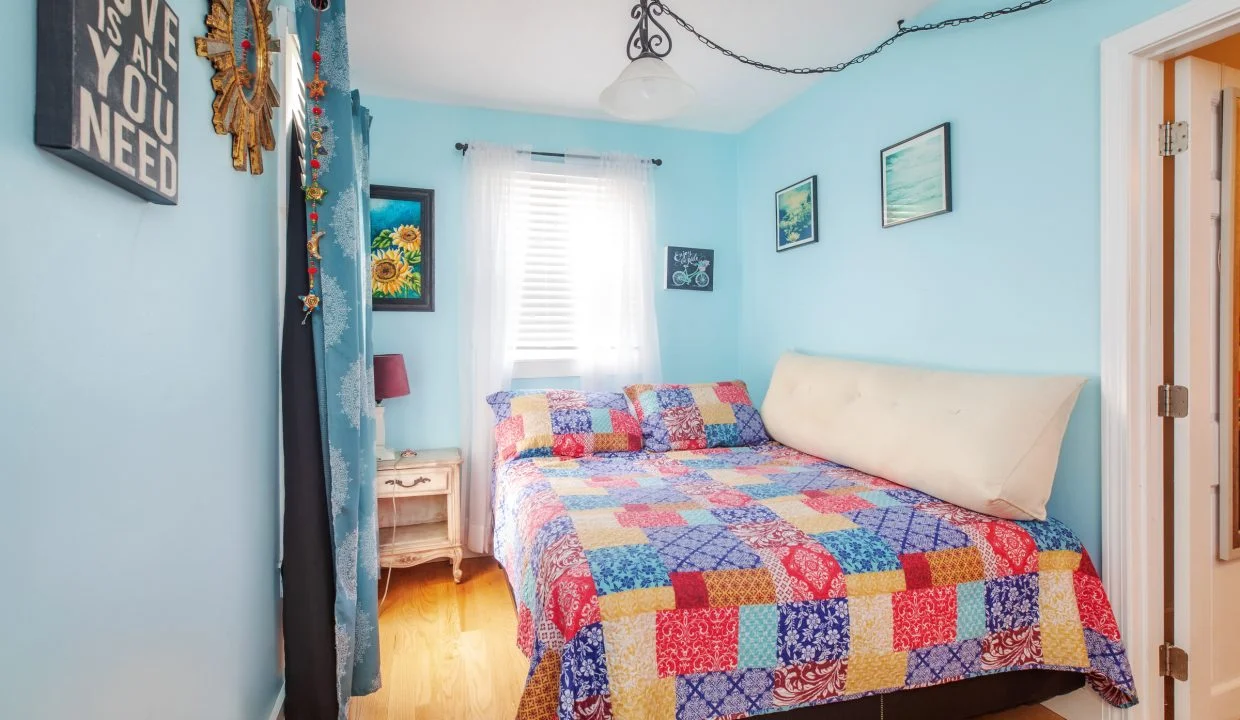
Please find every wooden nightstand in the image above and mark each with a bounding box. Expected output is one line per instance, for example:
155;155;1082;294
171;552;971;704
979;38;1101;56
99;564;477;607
376;448;464;582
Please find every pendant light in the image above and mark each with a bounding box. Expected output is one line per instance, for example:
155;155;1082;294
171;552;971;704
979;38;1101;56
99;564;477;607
600;0;696;122
598;0;1058;121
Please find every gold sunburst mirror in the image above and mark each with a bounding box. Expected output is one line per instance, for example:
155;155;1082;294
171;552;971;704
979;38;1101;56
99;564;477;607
195;0;281;175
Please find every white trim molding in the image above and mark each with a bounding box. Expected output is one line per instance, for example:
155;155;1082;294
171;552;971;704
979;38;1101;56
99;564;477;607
270;12;298;719
268;683;286;720
1100;2;1240;719
1044;687;1106;719
273;0;304;579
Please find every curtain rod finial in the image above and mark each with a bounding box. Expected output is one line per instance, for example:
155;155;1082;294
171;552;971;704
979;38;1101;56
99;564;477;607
455;142;469;154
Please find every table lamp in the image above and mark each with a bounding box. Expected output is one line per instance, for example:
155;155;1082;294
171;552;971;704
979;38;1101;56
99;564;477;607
373;353;410;461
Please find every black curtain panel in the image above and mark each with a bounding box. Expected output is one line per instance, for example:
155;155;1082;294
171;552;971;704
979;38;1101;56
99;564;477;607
281;127;339;720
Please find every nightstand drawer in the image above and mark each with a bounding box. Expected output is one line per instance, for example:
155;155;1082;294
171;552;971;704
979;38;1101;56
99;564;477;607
378;466;450;496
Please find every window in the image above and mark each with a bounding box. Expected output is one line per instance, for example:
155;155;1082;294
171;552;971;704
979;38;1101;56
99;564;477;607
508;166;602;378
461;144;660;390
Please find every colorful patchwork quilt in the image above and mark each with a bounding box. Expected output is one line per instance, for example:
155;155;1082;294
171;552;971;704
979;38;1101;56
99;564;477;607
493;443;1137;720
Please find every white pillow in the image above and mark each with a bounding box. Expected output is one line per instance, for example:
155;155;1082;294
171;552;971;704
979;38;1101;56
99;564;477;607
760;353;1085;521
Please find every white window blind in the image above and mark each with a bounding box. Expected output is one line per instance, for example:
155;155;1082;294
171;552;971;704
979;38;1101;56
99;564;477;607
509;166;603;375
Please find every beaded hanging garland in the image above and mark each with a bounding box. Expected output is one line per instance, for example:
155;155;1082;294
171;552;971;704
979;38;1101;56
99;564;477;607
300;5;329;321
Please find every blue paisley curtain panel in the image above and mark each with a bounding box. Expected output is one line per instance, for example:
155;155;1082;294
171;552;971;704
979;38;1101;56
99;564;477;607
296;0;381;715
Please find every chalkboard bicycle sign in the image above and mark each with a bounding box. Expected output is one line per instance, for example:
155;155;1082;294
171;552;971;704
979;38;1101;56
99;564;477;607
36;0;181;205
664;246;715;292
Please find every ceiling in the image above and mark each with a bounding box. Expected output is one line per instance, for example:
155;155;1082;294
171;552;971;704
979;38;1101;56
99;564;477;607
347;0;939;134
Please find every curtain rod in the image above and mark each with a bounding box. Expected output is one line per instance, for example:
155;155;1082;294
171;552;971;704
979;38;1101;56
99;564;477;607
454;142;662;167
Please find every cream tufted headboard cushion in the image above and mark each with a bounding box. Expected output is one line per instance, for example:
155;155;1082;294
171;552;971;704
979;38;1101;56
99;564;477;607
760;353;1086;521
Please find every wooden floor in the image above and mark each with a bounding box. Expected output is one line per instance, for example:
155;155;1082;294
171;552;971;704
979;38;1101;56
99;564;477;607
350;557;529;720
349;557;1062;720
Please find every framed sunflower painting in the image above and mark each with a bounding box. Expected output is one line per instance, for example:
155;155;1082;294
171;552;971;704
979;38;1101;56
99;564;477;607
370;185;434;311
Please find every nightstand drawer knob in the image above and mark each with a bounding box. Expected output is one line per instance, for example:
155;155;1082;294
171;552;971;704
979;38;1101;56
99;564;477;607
388;476;432;488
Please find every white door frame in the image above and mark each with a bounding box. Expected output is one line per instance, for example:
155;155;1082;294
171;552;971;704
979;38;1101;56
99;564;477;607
269;9;302;720
1101;2;1240;719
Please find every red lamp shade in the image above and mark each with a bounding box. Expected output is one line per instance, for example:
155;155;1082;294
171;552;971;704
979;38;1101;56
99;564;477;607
374;354;410;403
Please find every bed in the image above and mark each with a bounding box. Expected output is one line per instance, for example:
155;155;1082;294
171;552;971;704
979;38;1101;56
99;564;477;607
492;442;1136;719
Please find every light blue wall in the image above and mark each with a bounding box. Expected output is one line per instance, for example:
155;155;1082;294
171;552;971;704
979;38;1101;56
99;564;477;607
0;1;282;718
736;0;1186;560
366;98;740;451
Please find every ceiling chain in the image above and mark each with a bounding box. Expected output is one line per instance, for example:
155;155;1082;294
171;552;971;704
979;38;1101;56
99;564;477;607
653;0;1055;75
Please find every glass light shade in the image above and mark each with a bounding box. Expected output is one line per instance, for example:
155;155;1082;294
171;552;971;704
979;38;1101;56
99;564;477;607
600;57;696;122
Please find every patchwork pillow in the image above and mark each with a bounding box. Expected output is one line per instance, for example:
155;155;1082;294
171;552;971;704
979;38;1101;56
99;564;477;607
486;390;643;462
623;381;770;452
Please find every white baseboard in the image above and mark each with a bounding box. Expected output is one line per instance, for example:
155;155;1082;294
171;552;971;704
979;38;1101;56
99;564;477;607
267;683;286;720
1043;687;1105;720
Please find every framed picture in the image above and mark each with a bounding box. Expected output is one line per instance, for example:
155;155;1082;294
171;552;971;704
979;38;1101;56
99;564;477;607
369;185;434;312
775;175;818;252
881;122;952;228
665;246;714;291
36;0;180;204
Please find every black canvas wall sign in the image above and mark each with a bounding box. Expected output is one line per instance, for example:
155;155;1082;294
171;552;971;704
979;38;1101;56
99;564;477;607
36;0;180;205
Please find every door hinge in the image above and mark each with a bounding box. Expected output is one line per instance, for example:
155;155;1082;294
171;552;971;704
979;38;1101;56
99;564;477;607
1158;384;1189;418
1159;643;1189;681
1160;121;1190;156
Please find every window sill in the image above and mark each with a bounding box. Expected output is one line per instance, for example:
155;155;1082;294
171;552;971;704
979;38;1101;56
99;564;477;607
511;358;577;380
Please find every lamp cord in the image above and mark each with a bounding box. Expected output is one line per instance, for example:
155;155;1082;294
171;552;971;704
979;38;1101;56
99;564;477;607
654;0;1054;75
380;493;397;608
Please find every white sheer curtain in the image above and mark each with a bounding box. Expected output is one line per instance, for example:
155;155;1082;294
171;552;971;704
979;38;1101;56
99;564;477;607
460;143;525;553
567;152;662;391
460;145;661;552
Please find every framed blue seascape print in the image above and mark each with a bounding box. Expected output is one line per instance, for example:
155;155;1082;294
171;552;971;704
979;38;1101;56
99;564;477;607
775;175;818;252
881;122;953;228
370;185;435;311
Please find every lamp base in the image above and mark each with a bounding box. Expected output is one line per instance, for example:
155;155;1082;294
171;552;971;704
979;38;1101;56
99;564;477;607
374;403;398;462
